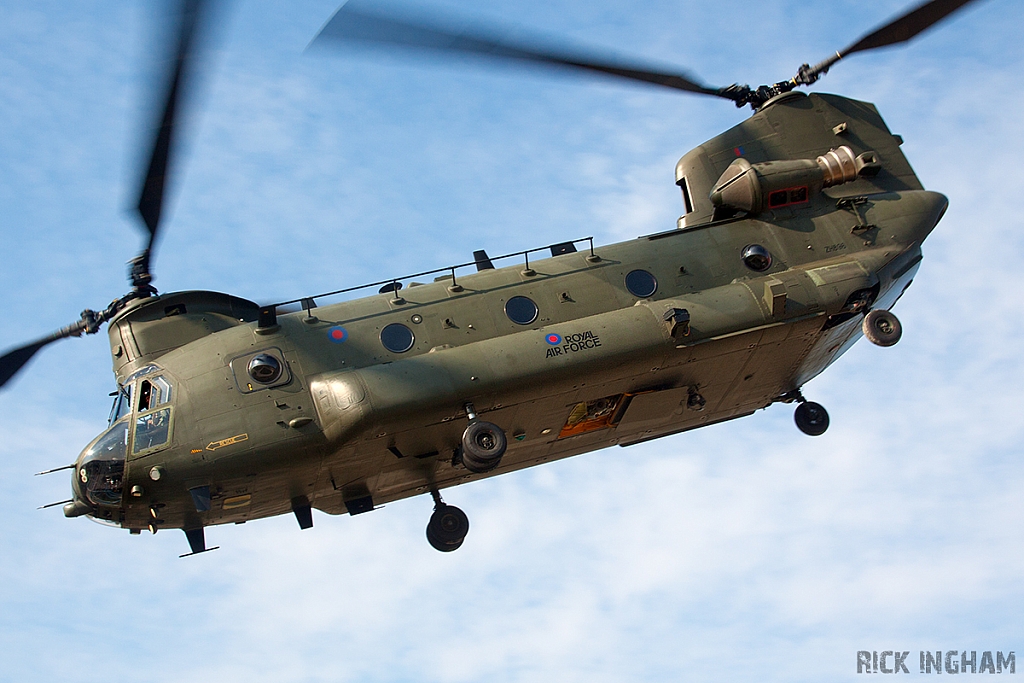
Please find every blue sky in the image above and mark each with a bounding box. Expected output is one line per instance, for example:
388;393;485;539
0;1;1022;681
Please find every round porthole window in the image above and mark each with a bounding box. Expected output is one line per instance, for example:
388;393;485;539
247;354;282;384
625;269;658;298
741;244;772;272
504;296;539;325
380;323;415;353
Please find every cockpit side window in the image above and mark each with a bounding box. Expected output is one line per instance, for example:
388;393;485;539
152;376;172;405
138;380;153;412
132;375;174;456
133;408;171;455
137;376;172;413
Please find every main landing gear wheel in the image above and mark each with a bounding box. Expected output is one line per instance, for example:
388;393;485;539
426;503;470;552
862;309;902;347
794;401;829;436
461;419;507;473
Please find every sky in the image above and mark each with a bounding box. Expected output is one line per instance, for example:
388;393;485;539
0;1;1022;681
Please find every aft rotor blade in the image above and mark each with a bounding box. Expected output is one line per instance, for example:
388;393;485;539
842;0;981;55
135;0;205;255
311;4;733;100
798;0;982;84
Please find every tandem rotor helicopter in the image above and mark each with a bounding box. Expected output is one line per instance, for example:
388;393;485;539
1;0;983;556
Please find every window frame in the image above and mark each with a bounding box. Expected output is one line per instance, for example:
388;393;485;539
129;374;175;457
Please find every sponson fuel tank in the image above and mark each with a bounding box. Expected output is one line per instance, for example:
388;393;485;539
309;275;811;447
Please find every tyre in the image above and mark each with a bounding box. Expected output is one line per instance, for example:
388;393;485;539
862;309;902;347
794;401;829;436
461;420;507;473
426;504;469;552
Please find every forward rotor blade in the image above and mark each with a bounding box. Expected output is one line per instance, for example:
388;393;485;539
0;320;89;389
798;0;982;84
0;340;50;389
135;0;205;255
311;4;732;100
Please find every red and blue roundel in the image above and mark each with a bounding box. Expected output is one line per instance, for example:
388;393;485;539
545;333;562;345
327;326;349;344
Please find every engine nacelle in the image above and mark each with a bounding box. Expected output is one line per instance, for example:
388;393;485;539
710;146;879;215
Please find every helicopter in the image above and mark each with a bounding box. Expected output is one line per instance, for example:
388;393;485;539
0;0;982;557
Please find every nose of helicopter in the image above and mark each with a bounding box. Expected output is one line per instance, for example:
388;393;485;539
64;421;129;520
63;451;96;519
63;448;99;519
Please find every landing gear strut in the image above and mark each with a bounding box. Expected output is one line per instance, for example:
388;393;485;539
426;489;469;552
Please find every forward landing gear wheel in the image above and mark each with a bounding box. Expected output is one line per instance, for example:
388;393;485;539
794;401;829;436
426;504;469;552
461;420;507;473
863;309;902;347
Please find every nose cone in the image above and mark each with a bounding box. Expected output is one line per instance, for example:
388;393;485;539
65;447;97;518
70;421;129;516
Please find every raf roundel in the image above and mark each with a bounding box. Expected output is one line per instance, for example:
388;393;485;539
545;333;562;346
327;326;349;344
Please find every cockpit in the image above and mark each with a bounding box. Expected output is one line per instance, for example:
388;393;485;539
77;420;128;507
69;365;176;516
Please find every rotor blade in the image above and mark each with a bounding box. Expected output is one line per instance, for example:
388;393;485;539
841;0;981;56
0;319;89;389
0;340;50;389
135;0;205;254
798;0;982;84
311;4;733;100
